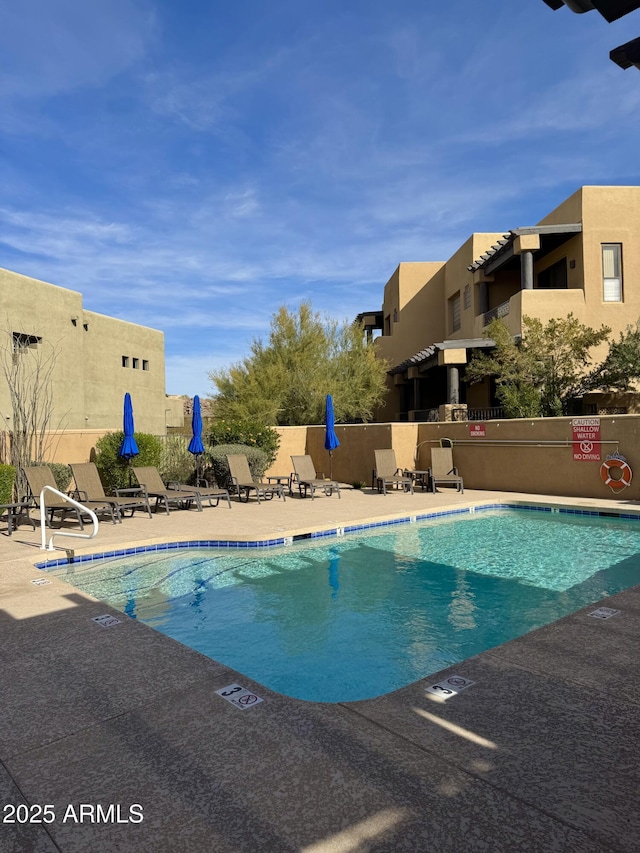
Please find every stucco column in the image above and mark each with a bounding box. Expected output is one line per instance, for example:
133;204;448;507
447;366;459;404
521;250;534;290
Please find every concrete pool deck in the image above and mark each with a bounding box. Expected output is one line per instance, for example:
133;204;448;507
1;486;639;852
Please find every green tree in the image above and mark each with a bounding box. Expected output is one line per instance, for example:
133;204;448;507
466;314;611;417
583;320;640;393
209;302;388;425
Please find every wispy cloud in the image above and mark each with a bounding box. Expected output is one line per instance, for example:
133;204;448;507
2;1;639;397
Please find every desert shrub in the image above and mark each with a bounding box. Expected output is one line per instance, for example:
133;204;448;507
0;464;15;503
48;463;73;492
208;419;280;467
208;444;269;491
158;435;197;484
94;431;163;493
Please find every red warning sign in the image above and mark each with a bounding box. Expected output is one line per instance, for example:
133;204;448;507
469;424;485;438
571;418;601;462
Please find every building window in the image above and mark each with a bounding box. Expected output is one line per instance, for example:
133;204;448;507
384;314;391;336
464;284;471;310
393;308;398;323
122;356;129;367
13;332;41;352
142;360;149;371
537;258;567;289
602;244;622;302
450;293;461;333
132;358;139;369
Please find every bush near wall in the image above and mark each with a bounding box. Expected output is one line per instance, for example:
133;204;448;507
208;444;269;491
208;420;280;468
0;464;15;504
159;435;198;485
95;432;163;493
48;463;73;492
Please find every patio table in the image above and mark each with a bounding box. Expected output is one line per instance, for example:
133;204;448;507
0;501;37;536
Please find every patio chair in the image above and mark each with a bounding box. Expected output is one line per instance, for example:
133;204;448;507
132;466;203;514
373;449;414;495
168;476;231;509
429;447;464;493
290;455;341;499
24;465;114;527
227;455;286;504
70;462;153;520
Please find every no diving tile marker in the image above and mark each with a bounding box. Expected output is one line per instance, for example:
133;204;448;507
31;578;52;586
216;683;263;710
425;674;475;701
589;606;621;620
92;614;121;627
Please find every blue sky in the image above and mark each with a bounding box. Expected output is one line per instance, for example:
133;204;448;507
2;0;639;397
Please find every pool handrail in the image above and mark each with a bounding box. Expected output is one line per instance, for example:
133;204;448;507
39;485;99;551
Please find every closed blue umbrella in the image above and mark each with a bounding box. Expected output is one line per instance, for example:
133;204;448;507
188;395;205;480
119;393;139;458
324;394;340;480
118;393;139;486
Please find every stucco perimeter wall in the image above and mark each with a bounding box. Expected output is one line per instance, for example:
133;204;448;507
35;430;112;465
271;422;420;487
414;416;640;501
21;416;640;502
271;416;640;501
267;426;308;477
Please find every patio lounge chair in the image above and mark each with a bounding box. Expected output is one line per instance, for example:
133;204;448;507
169;476;232;509
227;455;286;504
429;447;464;493
290;455;341;499
70;462;153;519
132;466;203;514
24;465;115;526
373;449;414;495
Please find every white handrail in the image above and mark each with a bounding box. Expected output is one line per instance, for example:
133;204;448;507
39;485;99;551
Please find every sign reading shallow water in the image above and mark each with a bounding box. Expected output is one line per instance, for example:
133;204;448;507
31;578;51;586
92;614;121;628
216;683;263;710
571;418;601;462
589;606;621;620
425;674;475;701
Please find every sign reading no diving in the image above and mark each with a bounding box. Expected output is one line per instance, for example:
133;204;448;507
571;418;601;462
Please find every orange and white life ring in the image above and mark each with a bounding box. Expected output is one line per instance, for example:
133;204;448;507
600;454;633;493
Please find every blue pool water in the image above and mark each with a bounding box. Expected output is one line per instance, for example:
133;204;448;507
50;509;640;702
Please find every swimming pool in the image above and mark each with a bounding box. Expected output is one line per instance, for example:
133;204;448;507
50;508;640;702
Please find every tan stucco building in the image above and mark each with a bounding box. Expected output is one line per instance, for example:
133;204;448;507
0;267;182;435
360;186;640;421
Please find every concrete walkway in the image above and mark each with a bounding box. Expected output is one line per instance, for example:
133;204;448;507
1;487;639;852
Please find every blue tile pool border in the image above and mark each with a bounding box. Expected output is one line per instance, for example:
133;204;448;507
34;501;640;570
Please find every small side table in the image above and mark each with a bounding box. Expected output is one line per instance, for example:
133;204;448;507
0;502;37;536
265;474;292;495
404;469;432;492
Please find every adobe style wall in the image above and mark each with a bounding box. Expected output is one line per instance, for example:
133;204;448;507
8;416;639;504
0;267;169;434
272;415;640;502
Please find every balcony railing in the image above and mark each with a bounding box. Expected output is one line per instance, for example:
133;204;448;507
467;407;505;421
482;300;510;326
400;406;505;422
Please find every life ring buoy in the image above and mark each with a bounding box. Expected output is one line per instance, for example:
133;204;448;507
600;455;633;493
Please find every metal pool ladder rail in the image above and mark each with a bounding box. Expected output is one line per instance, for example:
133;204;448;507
39;486;99;551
